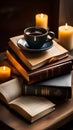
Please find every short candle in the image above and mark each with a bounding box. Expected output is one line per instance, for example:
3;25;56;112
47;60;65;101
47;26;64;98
35;13;48;29
58;23;73;50
0;66;11;82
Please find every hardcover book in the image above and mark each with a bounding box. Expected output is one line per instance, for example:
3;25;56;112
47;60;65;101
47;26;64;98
6;49;73;84
8;35;68;70
0;78;55;123
22;72;72;99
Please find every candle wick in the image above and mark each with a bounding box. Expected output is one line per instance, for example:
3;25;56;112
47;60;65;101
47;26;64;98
65;23;68;30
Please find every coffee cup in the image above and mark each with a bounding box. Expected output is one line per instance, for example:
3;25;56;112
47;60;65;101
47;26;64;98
24;26;55;49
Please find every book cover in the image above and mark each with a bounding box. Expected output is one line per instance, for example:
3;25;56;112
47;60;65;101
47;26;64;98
8;35;68;70
0;78;55;123
22;72;72;99
6;49;73;84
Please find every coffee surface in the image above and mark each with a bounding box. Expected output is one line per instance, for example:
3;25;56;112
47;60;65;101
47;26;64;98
28;31;43;36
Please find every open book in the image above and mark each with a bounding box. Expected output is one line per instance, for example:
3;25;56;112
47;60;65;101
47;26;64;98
0;78;55;123
8;35;68;70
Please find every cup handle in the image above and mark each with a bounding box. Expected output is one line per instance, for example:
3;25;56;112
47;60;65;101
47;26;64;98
48;31;55;41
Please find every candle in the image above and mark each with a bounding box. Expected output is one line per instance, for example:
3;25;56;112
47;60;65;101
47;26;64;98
35;13;48;29
58;23;73;50
0;66;11;82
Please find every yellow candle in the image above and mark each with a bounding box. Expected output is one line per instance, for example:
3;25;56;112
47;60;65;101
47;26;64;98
58;23;73;50
0;66;11;82
35;13;48;29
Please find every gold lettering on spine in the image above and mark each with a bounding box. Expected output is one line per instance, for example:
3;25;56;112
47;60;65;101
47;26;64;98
41;88;50;96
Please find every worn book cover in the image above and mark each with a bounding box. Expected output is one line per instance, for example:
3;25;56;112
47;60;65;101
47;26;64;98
0;78;55;123
8;35;68;70
22;72;72;99
6;49;73;84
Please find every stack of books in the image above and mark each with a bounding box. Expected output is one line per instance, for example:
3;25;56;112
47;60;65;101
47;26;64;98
6;35;73;87
0;34;73;123
6;35;72;84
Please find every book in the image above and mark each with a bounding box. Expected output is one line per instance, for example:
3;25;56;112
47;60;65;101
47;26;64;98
6;49;73;84
8;35;68;70
0;78;55;123
22;72;72;99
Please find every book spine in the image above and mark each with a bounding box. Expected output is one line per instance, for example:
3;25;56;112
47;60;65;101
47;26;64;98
9;41;32;70
6;50;29;82
22;84;72;98
28;61;72;84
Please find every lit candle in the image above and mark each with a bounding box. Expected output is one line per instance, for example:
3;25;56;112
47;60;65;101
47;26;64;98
0;66;11;82
58;23;73;50
35;13;48;29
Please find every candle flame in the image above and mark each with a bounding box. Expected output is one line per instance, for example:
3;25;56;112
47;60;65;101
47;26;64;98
3;66;6;71
65;23;68;30
40;13;44;18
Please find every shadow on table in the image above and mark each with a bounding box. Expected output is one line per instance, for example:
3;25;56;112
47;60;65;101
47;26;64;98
0;120;14;130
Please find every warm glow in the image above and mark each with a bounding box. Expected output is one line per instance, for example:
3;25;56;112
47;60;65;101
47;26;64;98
3;66;6;71
0;66;11;82
65;23;68;30
35;13;48;29
58;23;73;50
40;13;44;18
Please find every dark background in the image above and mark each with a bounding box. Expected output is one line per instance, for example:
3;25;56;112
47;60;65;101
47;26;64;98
0;0;59;52
0;0;73;52
59;0;73;26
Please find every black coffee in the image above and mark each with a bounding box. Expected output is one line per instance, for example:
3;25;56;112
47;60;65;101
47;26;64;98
29;31;43;36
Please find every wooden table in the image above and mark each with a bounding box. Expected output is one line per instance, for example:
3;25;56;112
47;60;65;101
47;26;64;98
0;77;73;130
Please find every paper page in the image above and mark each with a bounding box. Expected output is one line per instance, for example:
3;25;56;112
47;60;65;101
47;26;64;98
0;78;22;103
9;96;55;122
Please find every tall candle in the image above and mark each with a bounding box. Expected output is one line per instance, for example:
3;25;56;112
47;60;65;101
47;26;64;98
35;13;48;29
58;23;73;50
0;66;11;82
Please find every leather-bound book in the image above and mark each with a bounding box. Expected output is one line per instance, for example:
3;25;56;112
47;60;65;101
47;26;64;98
6;49;73;85
22;72;72;99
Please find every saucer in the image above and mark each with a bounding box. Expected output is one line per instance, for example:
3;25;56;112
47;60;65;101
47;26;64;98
17;37;53;52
